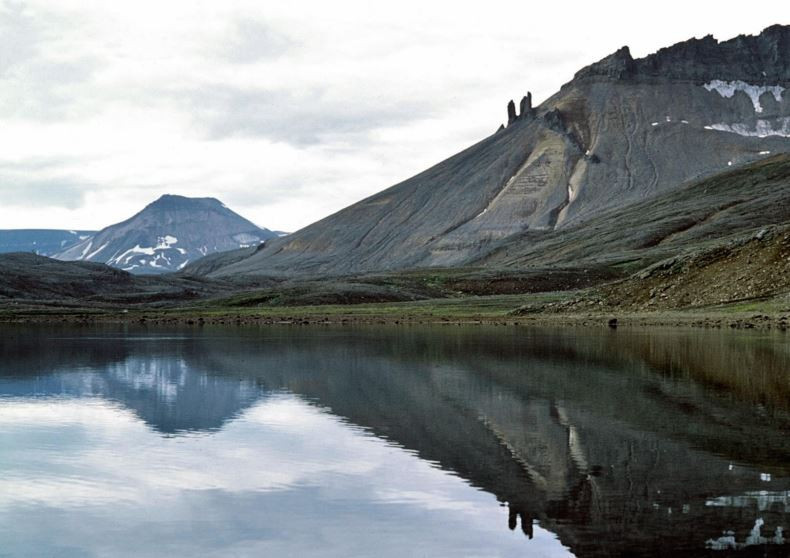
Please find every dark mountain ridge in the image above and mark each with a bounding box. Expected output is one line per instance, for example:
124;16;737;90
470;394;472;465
0;229;96;256
574;24;790;82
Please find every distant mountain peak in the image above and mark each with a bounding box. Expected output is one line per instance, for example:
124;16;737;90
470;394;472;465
55;195;278;274
145;194;228;212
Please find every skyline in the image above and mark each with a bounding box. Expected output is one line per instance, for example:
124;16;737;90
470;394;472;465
0;0;787;232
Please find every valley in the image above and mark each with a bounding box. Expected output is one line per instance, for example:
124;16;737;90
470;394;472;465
2;26;789;331
3;155;789;330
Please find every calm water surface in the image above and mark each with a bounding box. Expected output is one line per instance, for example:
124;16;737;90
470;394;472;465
0;325;788;557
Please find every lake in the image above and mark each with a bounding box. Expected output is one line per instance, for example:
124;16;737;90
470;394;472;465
0;324;788;557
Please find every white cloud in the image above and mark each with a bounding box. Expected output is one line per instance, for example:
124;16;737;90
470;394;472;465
0;394;573;557
0;0;785;231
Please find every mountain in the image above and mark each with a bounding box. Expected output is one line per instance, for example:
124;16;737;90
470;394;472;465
493;153;790;311
478;153;790;270
56;195;278;274
196;25;790;278
0;229;96;256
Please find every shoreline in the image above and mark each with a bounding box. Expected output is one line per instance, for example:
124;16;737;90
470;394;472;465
1;307;788;331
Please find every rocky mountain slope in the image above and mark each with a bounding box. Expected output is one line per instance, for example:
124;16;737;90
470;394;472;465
56;195;278;274
497;154;790;312
596;223;790;311
0;229;96;256
199;24;790;278
477;153;790;269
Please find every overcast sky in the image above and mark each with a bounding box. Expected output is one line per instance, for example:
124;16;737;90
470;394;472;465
0;1;787;232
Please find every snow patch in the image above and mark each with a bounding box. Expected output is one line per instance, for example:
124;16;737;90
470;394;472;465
651;122;659;126
706;518;785;551
233;232;261;245
79;241;93;260
704;117;790;138
703;80;784;113
85;242;109;261
760;150;771;155
155;235;178;249
706;490;789;512
112;245;156;265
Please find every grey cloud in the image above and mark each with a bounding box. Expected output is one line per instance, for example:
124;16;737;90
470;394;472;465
0;57;100;120
223;176;327;207
0;156;82;171
0;2;101;121
181;85;439;146
0;174;89;209
0;1;38;75
222;18;294;64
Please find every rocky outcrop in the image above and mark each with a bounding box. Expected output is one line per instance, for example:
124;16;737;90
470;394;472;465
506;99;517;125
574;24;790;83
502;92;536;129
519;92;534;118
574;46;636;81
505;93;536;126
541;108;565;133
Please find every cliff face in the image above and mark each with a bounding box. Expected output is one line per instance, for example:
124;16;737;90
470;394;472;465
575;24;790;82
201;25;790;277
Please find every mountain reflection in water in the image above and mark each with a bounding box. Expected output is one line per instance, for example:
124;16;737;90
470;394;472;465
0;325;788;557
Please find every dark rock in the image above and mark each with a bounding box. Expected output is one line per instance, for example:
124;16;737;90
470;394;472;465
507;100;517;125
519;92;534;119
542;108;566;132
574;25;790;83
575;46;636;81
